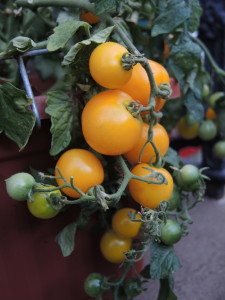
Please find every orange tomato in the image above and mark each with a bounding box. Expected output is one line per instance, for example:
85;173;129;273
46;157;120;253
124;122;169;164
119;60;170;111
81;90;143;155
55;149;104;198
112;208;142;238
177;116;199;140
89;42;132;89
100;229;132;264
129;164;173;209
80;10;100;24
205;107;217;120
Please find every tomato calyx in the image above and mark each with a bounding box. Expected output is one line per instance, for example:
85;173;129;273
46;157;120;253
121;52;144;71
87;185;109;211
124;100;143;117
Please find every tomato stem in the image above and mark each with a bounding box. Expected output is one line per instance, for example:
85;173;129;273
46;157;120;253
190;33;225;79
15;0;95;12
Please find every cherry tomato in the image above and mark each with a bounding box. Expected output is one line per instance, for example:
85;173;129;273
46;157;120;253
198;120;217;141
119;59;170;111
160;219;182;245
80;10;100;24
124;122;169;164
55;149;104;198
84;273;103;298
128;164;174;209
175;172;201;192
167;184;180;211
112;208;142;238
100;229;132;264
89;42;132;89
202;84;210;99
205;107;217;120
123;278;142;297
177;115;199;140
82;90;142;155
5;172;35;201
213;140;225;159
179;164;200;185
27;185;62;219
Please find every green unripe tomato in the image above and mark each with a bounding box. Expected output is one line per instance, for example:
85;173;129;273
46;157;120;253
180;164;200;185
213;141;225;159
27;185;62;219
5;172;35;201
84;273;103;298
124;278;142;297
198;120;217;141
201;84;210;99
184;113;198;126
160;219;182;245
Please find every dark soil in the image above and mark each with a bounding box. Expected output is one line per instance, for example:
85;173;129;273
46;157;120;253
137;196;225;300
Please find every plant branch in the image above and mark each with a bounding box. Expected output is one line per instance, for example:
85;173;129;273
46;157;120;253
190;33;225;78
106;15;140;55
15;0;94;12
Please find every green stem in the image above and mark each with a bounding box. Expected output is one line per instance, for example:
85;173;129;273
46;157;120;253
190;33;225;77
107;262;133;288
107;156;166;205
15;0;94;12
106;15;140;55
62;195;95;205
140;58;158;99
56;166;86;197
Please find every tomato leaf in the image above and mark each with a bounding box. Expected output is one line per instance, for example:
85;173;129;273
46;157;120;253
140;264;151;279
45;90;77;156
94;0;118;15
47;20;91;52
169;35;202;85
56;11;79;25
151;0;190;37
164;148;183;169
183;90;204;122
62;26;114;66
55;222;77;257
34;55;67;80
187;0;203;33
161;97;183;132
169;34;205;122
157;277;178;300
0;82;36;150
6;36;36;53
150;242;182;279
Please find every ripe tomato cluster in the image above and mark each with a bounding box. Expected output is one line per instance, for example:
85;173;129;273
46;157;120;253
100;208;141;264
43;41;174;213
5;42;174;223
82;41;174;209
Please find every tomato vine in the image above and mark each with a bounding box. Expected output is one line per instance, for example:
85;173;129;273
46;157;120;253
1;1;224;299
